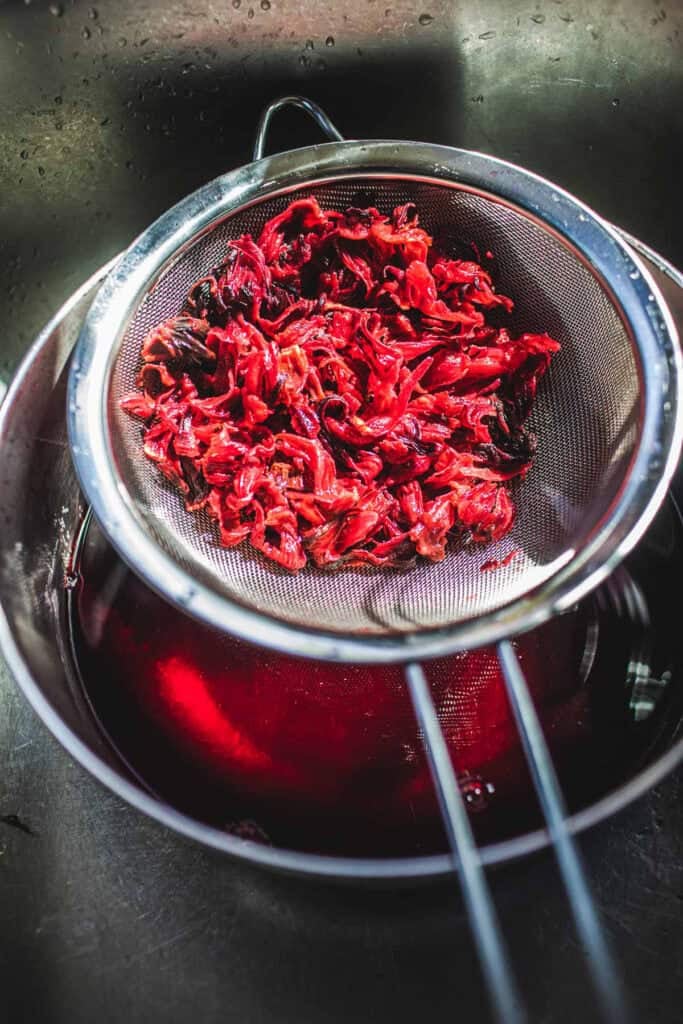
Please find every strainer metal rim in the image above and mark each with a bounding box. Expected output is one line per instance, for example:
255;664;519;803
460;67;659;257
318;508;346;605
68;140;683;663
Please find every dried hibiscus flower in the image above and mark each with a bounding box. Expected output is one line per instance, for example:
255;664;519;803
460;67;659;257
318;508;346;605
121;198;560;572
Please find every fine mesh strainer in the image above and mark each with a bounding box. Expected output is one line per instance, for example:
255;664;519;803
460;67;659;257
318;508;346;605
68;97;682;1023
68;100;681;665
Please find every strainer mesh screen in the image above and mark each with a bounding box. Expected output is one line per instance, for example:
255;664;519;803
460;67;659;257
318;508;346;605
108;178;639;635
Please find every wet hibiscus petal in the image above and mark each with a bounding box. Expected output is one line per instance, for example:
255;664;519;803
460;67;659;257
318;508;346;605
121;199;559;570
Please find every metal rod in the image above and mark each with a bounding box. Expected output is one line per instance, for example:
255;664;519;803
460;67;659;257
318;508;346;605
405;662;525;1024
496;640;630;1024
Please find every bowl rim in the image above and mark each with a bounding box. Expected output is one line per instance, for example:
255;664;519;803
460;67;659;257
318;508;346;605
0;237;681;883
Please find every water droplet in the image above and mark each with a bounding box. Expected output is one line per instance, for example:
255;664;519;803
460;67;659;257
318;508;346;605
118;36;127;46
88;6;98;18
305;38;314;49
611;97;620;107
125;159;133;170
629;269;640;280
459;774;495;813
20;149;29;160
530;13;545;24
232;0;241;7
552;193;560;202
418;12;433;25
49;3;64;16
664;400;672;413
55;95;63;105
479;29;496;39
81;26;91;39
260;0;271;8
38;166;45;177
325;35;335;46
298;54;311;67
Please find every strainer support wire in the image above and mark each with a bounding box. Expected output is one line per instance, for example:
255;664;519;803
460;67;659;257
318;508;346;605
258;98;631;1024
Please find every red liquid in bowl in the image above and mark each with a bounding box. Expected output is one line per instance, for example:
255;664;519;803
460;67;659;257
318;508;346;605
66;514;672;856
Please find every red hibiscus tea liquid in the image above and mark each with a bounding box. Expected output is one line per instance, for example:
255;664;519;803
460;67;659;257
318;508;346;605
66;514;678;857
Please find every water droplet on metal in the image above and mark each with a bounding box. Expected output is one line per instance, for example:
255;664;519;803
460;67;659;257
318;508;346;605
298;54;311;67
260;0;271;8
305;38;314;49
611;97;620;107
247;6;254;17
64;571;80;591
418;13;433;25
629;269;640;280
325;35;335;46
88;6;98;19
55;95;63;105
459;774;495;812
82;26;91;39
38;166;45;177
20;149;29;160
118;36;127;46
232;0;241;8
49;3;64;16
530;13;545;24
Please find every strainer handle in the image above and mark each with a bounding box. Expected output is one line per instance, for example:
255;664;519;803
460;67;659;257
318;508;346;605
253;96;345;160
496;641;629;1022
408;652;629;1024
405;663;524;1024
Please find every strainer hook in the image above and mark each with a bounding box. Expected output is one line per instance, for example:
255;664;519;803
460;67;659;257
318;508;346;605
253;95;345;160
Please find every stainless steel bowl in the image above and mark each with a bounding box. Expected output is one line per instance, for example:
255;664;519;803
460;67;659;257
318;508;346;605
1;238;682;882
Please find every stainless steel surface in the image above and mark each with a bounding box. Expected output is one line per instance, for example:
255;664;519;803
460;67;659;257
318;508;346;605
1;2;682;1022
